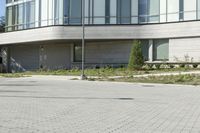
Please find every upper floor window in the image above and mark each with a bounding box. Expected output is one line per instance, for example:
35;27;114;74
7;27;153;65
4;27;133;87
117;0;131;24
5;0;200;32
64;0;82;25
6;6;13;31
139;0;159;23
6;0;12;4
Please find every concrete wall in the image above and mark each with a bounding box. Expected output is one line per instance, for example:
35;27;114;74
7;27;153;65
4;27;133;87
85;41;132;64
3;37;200;72
10;45;39;72
1;21;200;45
7;40;134;71
41;43;71;70
9;43;71;72
169;38;200;62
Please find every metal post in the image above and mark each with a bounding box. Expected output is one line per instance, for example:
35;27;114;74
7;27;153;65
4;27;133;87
81;0;87;80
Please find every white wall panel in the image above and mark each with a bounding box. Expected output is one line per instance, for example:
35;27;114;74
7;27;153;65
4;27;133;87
169;38;200;62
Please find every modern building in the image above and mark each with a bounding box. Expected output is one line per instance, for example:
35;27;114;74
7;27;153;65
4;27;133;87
0;0;200;72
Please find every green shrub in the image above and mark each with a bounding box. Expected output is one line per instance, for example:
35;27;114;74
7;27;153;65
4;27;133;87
128;40;144;70
179;64;185;68
193;64;198;68
169;64;175;69
154;64;161;69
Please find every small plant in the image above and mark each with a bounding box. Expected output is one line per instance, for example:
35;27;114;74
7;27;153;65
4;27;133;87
147;64;153;69
193;64;198;68
119;64;125;68
169;64;175;69
173;56;180;62
160;64;167;69
179;64;185;68
184;54;190;62
128;40;144;70
154;64;161;69
185;64;190;69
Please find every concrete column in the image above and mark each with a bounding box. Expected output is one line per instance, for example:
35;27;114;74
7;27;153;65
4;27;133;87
148;40;153;62
1;47;11;73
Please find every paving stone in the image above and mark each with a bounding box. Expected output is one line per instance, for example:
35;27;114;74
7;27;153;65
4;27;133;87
0;77;200;133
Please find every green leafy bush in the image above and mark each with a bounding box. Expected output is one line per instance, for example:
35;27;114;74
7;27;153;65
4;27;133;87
128;40;144;70
193;64;198;68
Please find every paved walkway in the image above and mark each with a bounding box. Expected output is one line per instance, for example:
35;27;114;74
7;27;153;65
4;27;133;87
0;76;200;133
26;70;200;80
133;70;200;78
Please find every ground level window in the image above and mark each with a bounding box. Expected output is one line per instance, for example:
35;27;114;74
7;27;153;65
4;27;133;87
140;40;149;61
0;57;2;64
0;48;2;64
74;44;82;62
153;39;169;61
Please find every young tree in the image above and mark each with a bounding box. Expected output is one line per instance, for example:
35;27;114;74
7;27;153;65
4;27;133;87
128;40;144;70
0;16;5;32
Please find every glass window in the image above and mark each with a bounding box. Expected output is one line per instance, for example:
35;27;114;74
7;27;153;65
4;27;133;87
153;39;169;61
198;0;200;19
139;0;148;23
184;0;196;20
110;0;117;24
141;40;149;61
0;56;2;64
63;0;69;24
6;6;13;31
131;0;138;24
179;0;184;20
18;4;23;29
26;0;35;28
167;0;179;22
54;0;59;24
6;0;12;4
117;0;131;24
139;0;159;23
93;0;105;24
148;0;159;22
69;0;82;24
48;0;54;25
14;5;18;30
160;0;167;22
84;0;89;24
14;4;23;30
40;0;48;26
105;0;110;24
74;44;82;62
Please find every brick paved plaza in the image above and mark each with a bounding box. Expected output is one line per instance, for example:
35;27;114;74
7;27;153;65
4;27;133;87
0;76;200;133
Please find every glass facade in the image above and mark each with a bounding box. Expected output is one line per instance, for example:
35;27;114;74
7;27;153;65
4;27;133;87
153;39;169;61
5;0;200;31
